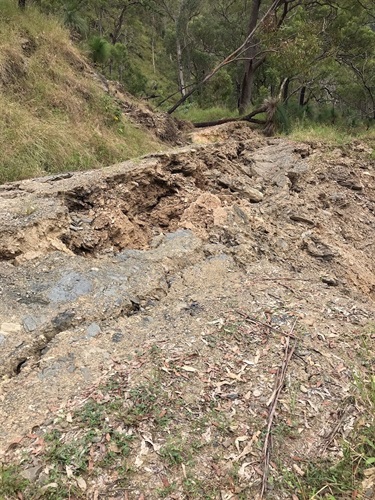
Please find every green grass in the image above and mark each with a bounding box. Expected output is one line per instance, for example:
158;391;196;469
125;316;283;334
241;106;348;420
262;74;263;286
0;466;29;499
281;325;375;499
175;104;238;123
287;123;375;146
0;0;161;184
284;422;375;499
160;440;186;466
75;399;105;427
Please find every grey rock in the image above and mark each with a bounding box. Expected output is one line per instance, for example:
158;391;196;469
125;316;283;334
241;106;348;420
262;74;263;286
21;464;43;482
52;310;75;333
275;238;289;251
241;185;264;202
86;322;101;338
48;272;92;303
289;213;315;226
38;354;76;380
233;204;249;223
142;316;154;323
302;235;336;260
0;334;6;345
112;331;123;343
22;315;39;333
80;367;92;381
321;276;339;287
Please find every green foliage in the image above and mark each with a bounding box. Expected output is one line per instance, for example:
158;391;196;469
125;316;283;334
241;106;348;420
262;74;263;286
175;104;238;123
27;0;375;121
282;333;375;499
88;36;111;64
76;399;105;427
160;441;185;466
1;0;374;184
62;3;88;37
0;466;29;498
284;417;375;498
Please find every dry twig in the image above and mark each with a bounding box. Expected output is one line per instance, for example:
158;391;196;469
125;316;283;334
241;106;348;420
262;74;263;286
237;311;299;339
320;400;354;453
247;276;312;282
260;320;298;498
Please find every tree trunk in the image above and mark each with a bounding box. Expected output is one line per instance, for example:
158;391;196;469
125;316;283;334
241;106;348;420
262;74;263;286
194;103;268;128
238;0;262;115
18;0;26;9
176;37;186;96
282;78;290;103
111;6;127;44
299;86;306;106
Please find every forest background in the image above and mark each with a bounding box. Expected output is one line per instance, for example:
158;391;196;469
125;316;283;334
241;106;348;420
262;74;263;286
32;0;375;127
1;0;374;182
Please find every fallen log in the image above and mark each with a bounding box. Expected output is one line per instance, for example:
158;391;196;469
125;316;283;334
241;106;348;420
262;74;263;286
192;98;278;136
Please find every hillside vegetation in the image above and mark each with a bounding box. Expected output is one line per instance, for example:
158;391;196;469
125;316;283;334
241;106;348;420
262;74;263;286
0;0;162;183
26;0;374;141
1;0;374;184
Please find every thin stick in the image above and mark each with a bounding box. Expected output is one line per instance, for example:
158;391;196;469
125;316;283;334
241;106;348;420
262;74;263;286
260;321;298;498
320;402;353;453
247;277;312;282
236;311;299;339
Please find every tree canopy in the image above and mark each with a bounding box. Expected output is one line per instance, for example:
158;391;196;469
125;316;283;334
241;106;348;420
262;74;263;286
26;0;375;123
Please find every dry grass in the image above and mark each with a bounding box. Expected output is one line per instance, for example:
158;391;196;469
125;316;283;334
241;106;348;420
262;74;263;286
288;123;375;147
0;0;161;183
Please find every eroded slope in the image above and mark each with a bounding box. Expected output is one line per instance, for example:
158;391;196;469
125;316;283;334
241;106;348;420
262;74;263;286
0;125;374;499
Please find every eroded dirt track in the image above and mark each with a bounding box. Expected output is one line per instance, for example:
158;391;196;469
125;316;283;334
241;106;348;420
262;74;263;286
0;124;374;498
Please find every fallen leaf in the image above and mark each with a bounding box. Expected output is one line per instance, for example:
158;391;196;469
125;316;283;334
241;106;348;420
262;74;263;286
7;437;23;449
363;467;375;477
41;483;58;492
182;463;187;479
161;476;170;487
76;477;87;491
238;462;252;478
235;435;249;453
202;427;212;443
65;465;74;478
235;431;260;461
181;366;198;372
244;391;251;401
109;442;120;453
226;371;243;381
293;463;305;476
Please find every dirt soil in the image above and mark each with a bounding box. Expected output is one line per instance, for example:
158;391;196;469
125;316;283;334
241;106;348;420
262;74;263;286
0;122;374;499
